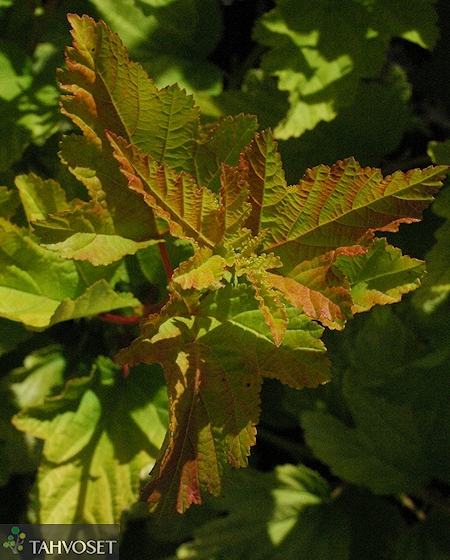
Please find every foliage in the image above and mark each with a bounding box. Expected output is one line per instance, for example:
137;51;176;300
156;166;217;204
1;1;450;559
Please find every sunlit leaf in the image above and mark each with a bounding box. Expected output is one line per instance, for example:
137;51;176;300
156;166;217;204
109;132;224;249
117;284;330;517
0;218;139;328
236;131;447;328
177;466;403;560
13;357;168;523
254;0;438;138
89;0;222;96
337;238;426;313
15;173;72;223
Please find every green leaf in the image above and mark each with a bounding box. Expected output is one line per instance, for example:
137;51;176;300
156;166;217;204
302;409;425;494
15;173;72;222
215;69;289;133
42;233;160;267
46;279;140;328
336;237;426;313
244;135;446;251
0;8;61;170
0;40;32;101
193;114;259;194
413;156;450;312
7;346;66;410
0;185;20;219
0;99;31;172
301;306;450;494
38;15;256;266
235;252;288;346
253;0;437;139
0;218;139;328
0;347;64;486
280;63;412;180
89;0;222;96
12;357;168;523
253;0;383;138
368;0;439;50
172;248;227;291
218;163;252;248
428;139;450;165
177;468;403;560
33;14;162;264
61;14;200;171
176;464;330;559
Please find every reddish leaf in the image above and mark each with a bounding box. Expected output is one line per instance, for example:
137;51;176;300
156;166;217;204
108;133;224;248
116;286;330;516
237;131;448;327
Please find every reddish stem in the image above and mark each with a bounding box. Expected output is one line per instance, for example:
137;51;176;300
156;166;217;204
98;312;141;325
158;239;173;279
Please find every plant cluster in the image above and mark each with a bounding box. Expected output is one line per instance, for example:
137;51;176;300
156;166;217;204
1;1;450;559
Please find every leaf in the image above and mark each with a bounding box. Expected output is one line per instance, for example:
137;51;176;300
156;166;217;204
108;132;224;249
0;185;20;219
215;69;289;133
42;233;160;267
193;114;259;194
172;248;227;291
15;173;71;222
0;40;32;101
12;357;168;523
116;298;262;518
302;409;424;494
253;1;382;138
264;257;354;330
0;218;139;328
34;14;259;266
336;237;426;313
244;134;446;251
0;7;61;170
114;119;445;516
253;0;438;139
0;347;63;486
371;0;439;50
235;252;288;346
279;63;412;181
61;14;199;171
177;467;403;560
238;131;447;328
218;163;252;248
89;0;222;96
47;279;140;328
301;306;450;494
0;99;31;172
116;284;330;517
7;346;66;410
414;149;450;312
34;13;164;264
177;464;330;559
